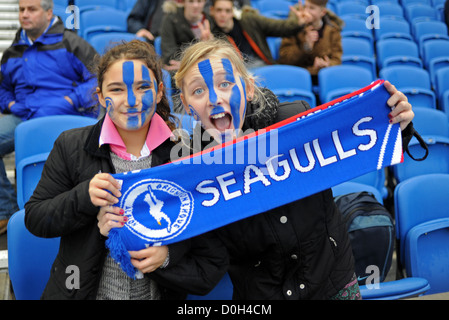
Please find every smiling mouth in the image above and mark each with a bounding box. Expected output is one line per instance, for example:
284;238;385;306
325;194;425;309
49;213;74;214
210;112;232;131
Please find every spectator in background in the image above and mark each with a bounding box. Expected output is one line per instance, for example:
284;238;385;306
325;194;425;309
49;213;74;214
278;0;343;84
127;0;168;43
160;0;213;72
0;0;97;235
209;0;312;68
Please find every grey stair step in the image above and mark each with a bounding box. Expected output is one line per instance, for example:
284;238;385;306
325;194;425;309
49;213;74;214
0;19;19;29
0;4;18;12
0;12;18;20
0;30;15;39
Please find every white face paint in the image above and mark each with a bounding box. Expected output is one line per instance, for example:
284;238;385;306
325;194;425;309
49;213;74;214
181;57;249;143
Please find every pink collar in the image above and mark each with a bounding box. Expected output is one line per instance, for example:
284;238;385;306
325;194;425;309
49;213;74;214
99;113;173;160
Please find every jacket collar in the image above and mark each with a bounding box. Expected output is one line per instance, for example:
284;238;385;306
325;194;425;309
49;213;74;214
15;16;64;46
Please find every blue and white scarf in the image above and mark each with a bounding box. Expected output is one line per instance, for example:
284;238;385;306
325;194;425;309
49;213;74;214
106;80;403;278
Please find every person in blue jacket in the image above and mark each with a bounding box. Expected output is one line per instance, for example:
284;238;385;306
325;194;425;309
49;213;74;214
0;0;98;235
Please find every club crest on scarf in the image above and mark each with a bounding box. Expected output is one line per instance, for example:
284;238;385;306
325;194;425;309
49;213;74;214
117;178;194;244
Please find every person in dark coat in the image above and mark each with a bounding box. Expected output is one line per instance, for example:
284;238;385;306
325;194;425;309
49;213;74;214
173;38;419;299
25;40;228;300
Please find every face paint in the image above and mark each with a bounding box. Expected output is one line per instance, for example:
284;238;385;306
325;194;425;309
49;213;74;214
122;61;136;109
221;58;246;134
139;64;157;128
104;60;158;131
198;59;218;105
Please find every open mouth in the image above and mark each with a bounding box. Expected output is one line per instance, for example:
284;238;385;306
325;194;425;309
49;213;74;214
210;112;232;131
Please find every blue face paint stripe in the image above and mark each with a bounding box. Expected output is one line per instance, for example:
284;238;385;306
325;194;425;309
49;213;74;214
198;59;217;104
123;61;136;109
222;58;245;132
140;65;157;128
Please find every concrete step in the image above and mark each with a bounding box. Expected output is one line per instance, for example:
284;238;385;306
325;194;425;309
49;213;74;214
0;39;12;50
0;4;18;12
0;12;18;20
0;19;19;29
0;30;15;40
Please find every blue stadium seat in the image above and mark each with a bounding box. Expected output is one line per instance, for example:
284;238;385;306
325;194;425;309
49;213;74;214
359;277;430;300
7;209;60;300
404;4;438;24
116;0;138;12
375;2;404;19
252;65;316;107
74;0;118;12
435;66;449;113
379;65;436;109
392;135;449;183
374;18;413;41
376;38;422;69
413;20;449;57
422;39;449;88
341;37;376;76
341;17;374;48
412;107;449;137
317;65;374;103
89;32;143;54
80;8;128;41
336;2;367;20
14;115;98;209
394;174;449;295
253;0;291;18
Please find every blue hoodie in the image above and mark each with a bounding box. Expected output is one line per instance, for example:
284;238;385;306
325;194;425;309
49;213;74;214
0;17;98;120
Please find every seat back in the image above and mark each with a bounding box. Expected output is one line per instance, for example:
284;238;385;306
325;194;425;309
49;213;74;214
88;32;142;54
412;107;449;137
80;8;128;40
392;135;449;183
14;115;97;208
374;19;412;41
376;38;422;69
394;174;449;294
7;209;60;300
252;65;316;107
379;65;436;108
317;65;374;103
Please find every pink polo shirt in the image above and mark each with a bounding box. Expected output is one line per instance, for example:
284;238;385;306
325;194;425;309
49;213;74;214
99;113;173;160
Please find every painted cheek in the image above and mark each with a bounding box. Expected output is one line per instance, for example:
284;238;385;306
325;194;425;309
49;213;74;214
141;66;157;123
221;58;246;130
105;97;116;120
189;105;201;122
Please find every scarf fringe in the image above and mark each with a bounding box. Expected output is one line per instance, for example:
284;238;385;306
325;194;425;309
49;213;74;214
106;228;138;279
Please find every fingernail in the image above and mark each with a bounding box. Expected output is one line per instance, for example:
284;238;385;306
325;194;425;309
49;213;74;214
389;119;393;124
388;114;393;119
120;209;124;215
124;216;128;222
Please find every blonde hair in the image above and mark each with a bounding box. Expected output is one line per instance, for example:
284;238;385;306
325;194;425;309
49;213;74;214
174;38;257;102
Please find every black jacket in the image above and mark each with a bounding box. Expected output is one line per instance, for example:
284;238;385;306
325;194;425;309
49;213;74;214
206;90;418;300
24;117;228;300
